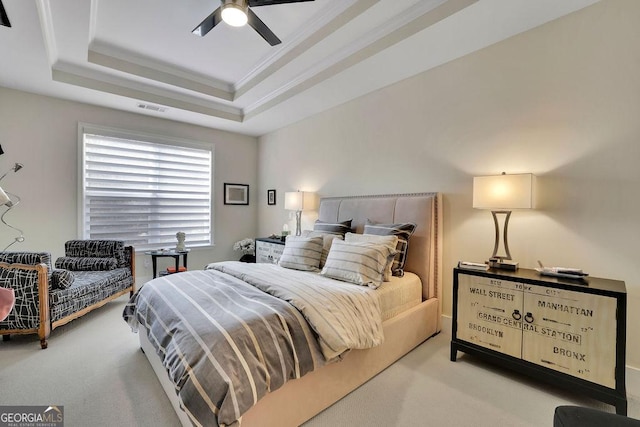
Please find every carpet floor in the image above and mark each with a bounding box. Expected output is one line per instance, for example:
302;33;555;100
0;295;637;426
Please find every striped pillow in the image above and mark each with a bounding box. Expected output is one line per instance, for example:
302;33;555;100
313;219;352;237
320;240;397;289
278;236;324;271
344;232;398;281
301;230;343;268
364;221;416;277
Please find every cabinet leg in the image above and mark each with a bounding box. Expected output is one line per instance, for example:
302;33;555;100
450;343;457;362
615;399;627;416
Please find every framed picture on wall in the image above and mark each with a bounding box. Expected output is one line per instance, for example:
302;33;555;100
267;189;276;205
224;183;249;205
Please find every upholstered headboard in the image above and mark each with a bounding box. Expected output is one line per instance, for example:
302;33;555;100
318;192;442;301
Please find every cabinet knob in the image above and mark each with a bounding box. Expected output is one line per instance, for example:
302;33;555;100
525;312;534;323
512;310;522;321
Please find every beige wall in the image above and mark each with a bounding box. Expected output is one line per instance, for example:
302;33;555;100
0;87;259;282
258;0;640;368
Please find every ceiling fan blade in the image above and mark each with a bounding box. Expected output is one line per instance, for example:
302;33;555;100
0;0;11;28
192;7;222;37
249;0;314;6
247;8;281;46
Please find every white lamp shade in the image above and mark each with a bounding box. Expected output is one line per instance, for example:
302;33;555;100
284;191;317;211
473;173;535;209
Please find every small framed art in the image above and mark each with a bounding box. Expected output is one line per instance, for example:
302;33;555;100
267;189;276;205
224;183;249;205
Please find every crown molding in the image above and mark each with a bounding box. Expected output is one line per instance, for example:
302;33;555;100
36;0;57;64
87;42;234;101
234;0;375;98
52;61;244;122
36;0;476;126
244;0;475;118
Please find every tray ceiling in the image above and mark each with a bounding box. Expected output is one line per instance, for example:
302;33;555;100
0;0;599;136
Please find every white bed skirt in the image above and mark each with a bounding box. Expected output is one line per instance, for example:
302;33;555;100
139;297;441;427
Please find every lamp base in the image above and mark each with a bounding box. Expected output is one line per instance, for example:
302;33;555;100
488;258;519;271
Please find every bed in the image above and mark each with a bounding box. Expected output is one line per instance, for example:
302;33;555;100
124;192;442;426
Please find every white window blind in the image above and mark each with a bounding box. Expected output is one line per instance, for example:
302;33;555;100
80;128;212;251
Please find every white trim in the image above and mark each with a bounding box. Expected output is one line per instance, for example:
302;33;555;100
441;314;452;336
76;122;214;248
235;0;367;95
78;122;214;152
36;0;57;64
627;365;640;399
52;61;244;122
87;42;234;100
244;0;468;118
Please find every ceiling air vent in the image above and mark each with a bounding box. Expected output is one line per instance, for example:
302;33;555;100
136;103;167;113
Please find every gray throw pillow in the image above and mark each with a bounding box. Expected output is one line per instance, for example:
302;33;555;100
313;219;352;237
364;220;416;277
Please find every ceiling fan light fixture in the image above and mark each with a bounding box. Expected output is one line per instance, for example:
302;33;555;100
0;0;11;28
221;2;248;27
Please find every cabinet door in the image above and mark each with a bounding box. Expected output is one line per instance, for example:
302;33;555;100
456;274;524;358
255;241;272;263
270;243;284;263
256;241;283;264
522;285;617;388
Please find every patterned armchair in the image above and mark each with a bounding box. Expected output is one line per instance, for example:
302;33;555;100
0;240;135;348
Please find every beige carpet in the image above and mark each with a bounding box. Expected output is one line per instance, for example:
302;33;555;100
0;295;637;426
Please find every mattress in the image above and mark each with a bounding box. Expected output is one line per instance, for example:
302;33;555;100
376;271;422;321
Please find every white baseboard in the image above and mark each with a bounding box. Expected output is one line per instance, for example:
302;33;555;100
441;314;639;398
441;314;452;336
627;365;640;399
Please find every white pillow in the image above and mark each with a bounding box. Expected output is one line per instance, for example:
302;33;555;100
302;230;344;268
278;235;323;271
320;239;397;289
344;232;398;281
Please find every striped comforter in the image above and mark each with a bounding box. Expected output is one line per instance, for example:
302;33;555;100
123;262;384;427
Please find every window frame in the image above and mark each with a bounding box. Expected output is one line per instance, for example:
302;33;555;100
77;122;215;251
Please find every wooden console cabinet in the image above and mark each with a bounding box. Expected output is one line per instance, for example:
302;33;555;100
451;267;627;414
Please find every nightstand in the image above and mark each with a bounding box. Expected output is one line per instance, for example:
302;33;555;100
255;237;285;264
451;267;627;414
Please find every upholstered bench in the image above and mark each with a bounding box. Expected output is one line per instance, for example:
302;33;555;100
0;240;135;348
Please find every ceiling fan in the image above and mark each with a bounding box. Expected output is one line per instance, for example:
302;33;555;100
192;0;314;46
0;0;11;28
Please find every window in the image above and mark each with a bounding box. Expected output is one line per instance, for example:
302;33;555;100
79;124;213;251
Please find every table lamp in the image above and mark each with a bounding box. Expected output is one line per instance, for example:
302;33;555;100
473;172;534;270
284;191;316;236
